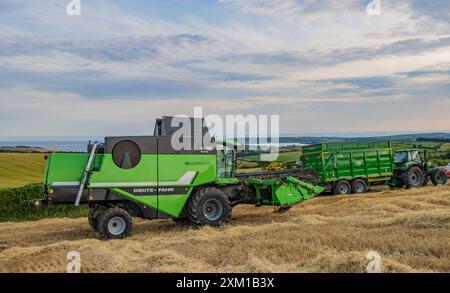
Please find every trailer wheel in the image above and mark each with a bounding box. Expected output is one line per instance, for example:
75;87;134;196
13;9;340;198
333;180;351;195
188;187;231;227
97;207;133;239
431;168;447;185
402;166;425;188
351;179;367;194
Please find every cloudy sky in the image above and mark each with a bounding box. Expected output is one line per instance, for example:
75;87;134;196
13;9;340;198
0;0;449;136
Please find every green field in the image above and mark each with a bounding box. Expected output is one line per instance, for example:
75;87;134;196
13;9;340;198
240;150;301;163
0;154;46;189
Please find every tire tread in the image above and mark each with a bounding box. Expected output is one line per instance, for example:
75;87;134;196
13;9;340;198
188;187;231;226
97;206;133;239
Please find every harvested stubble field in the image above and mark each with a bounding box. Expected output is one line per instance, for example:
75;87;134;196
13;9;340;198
0;185;449;273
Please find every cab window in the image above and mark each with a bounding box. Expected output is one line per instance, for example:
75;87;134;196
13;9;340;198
217;149;235;178
411;151;421;163
394;152;407;164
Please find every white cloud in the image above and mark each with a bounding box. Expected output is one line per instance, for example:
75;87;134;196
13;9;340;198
0;0;185;39
0;0;449;134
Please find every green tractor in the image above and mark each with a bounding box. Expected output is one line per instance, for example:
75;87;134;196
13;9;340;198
393;149;447;188
33;117;324;239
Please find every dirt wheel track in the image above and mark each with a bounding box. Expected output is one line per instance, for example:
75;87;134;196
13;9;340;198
1;186;449;272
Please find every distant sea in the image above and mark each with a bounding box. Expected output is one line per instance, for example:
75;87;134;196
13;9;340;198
0;138;302;152
0;137;103;152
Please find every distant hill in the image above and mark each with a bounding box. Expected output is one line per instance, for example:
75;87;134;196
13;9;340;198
0;146;51;153
279;132;450;145
416;137;450;143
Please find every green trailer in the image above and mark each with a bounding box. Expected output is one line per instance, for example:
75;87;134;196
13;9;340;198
34;117;324;239
300;141;447;195
301;141;395;195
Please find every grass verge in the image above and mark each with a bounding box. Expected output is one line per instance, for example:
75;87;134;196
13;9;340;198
0;184;87;222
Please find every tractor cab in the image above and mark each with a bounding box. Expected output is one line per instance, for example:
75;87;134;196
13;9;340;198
394;149;422;165
215;140;239;179
393;148;447;188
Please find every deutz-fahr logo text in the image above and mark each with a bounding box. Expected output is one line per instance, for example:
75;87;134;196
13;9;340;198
134;187;180;193
127;187;189;195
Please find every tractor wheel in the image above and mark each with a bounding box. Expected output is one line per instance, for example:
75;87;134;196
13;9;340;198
88;205;104;231
188;187;231;227
401;166;425;188
431;168;447;185
97;206;133;239
333;180;351;195
351;179;367;194
88;210;98;231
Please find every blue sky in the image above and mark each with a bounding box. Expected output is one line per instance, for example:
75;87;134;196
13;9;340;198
0;0;449;136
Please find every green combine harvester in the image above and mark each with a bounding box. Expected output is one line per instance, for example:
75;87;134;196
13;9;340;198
300;141;447;195
34;117;324;239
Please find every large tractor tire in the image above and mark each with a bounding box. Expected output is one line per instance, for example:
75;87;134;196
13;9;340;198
88;209;98;231
351;179;367;194
401;166;425;188
333;180;352;195
431;168;447;185
88;205;105;231
97;206;133;239
188;187;231;227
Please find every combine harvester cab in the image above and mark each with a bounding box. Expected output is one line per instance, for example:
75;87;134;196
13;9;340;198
36;117;324;239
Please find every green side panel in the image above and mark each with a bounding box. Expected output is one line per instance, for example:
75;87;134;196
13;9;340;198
322;153;335;181
112;189;192;218
157;154;216;217
157;154;216;186
109;190;193;218
350;151;366;178
110;188;158;211
45;152;217;218
89;154;158;186
90;154;215;186
301;141;394;184
401;161;420;171
45;153;102;185
157;193;191;217
302;153;325;179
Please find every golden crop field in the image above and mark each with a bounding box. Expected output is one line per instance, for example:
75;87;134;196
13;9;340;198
0;185;449;273
0;154;46;189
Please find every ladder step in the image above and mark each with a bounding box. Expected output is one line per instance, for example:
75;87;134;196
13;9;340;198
75;142;98;206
